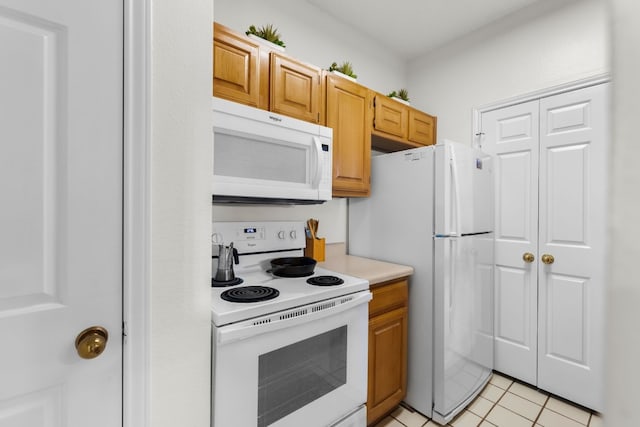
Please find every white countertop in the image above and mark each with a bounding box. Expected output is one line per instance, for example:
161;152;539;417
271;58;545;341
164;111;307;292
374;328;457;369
318;243;414;286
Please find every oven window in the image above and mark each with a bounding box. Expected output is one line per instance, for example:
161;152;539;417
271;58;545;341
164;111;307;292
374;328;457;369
257;326;347;427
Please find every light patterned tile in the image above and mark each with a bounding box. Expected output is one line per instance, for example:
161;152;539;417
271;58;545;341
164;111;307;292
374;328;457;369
490;373;514;390
375;415;405;427
589;414;603;427
425;422;441;427
486;405;534;427
449;410;482;427
498;392;543;421
480;422;497;427
480;383;506;402
392;405;430;427
544;397;590;425
537;408;585;427
508;382;548;406
467;396;494;418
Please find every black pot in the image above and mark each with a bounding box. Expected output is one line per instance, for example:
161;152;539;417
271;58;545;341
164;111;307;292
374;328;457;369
269;256;317;277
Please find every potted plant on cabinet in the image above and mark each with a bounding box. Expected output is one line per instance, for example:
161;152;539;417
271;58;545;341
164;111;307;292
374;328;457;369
245;24;286;51
387;88;410;105
329;61;358;82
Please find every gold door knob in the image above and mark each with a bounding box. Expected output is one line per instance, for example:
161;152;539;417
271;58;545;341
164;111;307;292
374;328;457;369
541;254;555;265
75;326;109;359
522;252;535;263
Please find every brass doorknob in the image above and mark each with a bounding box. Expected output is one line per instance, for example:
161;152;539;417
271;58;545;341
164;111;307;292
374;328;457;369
522;252;535;263
541;254;555;265
75;326;109;359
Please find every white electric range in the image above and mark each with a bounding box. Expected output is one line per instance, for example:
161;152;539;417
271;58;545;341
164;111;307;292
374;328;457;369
210;221;371;427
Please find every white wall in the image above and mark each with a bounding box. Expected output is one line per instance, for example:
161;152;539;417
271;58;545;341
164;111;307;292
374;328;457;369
407;0;609;145
214;0;406;94
213;0;408;243
149;0;213;426
605;0;640;424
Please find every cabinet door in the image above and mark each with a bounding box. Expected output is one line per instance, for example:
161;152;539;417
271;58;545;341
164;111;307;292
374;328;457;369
373;95;408;139
537;84;608;412
408;109;436;146
326;74;371;197
367;306;408;425
213;22;265;108
270;52;321;123
481;100;539;385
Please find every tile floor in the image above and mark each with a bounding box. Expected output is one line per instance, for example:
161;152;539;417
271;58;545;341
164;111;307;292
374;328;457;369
373;372;602;427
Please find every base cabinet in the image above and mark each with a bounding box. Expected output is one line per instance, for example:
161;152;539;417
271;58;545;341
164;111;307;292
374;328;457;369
367;279;408;426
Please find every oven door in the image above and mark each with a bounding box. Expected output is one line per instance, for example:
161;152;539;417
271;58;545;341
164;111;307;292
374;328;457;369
212;291;371;427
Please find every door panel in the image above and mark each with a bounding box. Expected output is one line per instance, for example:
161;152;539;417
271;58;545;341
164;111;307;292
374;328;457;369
545;274;588;364
481;100;538;384
0;0;122;425
537;84;608;411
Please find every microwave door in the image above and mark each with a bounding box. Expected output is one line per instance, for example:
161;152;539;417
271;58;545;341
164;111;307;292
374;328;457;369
213;128;329;203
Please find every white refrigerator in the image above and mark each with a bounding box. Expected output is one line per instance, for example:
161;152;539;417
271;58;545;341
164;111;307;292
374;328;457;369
349;140;494;424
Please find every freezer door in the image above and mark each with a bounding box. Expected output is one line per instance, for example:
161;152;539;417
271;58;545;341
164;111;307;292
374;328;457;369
433;234;494;423
435;141;493;236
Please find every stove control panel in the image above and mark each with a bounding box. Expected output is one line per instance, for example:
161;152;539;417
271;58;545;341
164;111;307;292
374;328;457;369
212;221;306;254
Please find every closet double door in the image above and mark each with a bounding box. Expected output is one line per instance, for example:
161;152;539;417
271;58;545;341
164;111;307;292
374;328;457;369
480;83;608;412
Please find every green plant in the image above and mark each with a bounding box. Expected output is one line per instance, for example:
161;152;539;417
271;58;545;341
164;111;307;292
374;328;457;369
245;24;286;47
329;61;357;79
387;88;410;102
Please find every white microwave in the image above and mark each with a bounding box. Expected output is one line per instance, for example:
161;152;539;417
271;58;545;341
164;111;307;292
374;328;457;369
212;97;333;204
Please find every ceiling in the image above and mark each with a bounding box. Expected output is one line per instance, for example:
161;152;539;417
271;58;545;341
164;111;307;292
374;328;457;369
306;0;553;60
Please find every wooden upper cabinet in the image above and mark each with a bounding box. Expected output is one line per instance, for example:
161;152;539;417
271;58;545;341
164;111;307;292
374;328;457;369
270;53;322;123
371;92;438;151
212;22;267;109
373;94;408;139
326;74;371;197
408;109;437;146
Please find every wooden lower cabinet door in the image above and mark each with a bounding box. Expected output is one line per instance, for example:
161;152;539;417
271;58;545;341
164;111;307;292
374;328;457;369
367;306;408;425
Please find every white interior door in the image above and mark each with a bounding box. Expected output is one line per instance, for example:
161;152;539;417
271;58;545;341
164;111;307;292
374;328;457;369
0;0;123;425
481;101;539;385
537;84;608;412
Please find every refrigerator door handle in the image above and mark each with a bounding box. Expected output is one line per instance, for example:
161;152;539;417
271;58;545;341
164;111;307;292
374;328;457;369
449;146;463;236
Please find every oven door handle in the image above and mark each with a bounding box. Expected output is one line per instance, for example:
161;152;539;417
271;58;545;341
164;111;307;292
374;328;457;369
216;291;372;345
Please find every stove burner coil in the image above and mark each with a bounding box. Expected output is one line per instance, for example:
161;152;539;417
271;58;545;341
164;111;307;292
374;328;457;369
306;276;345;286
220;286;280;303
211;277;244;287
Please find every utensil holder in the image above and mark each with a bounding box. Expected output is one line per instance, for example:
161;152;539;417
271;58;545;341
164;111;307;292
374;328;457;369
304;237;325;262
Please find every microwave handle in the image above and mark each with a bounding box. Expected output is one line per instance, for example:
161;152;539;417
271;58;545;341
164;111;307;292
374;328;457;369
312;136;323;189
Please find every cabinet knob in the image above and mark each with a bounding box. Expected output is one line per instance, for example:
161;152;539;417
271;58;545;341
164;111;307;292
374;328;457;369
541;254;555;265
522;252;535;263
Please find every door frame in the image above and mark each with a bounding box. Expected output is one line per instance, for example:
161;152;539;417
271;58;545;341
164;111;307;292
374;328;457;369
472;73;610;146
123;0;151;426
